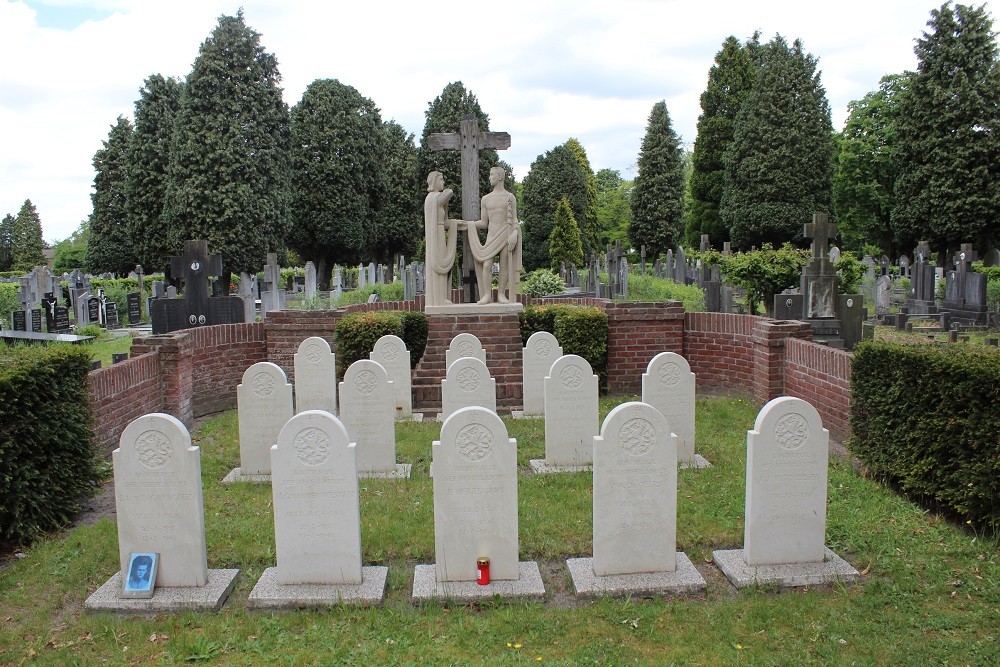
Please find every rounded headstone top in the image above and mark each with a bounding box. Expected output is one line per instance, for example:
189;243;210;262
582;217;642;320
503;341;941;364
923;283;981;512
240;361;288;389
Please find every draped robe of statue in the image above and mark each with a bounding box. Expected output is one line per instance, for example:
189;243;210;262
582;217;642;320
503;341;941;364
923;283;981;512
424;173;459;307
468;173;522;304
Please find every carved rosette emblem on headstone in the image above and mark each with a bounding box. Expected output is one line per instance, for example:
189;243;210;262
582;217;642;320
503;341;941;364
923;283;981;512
304;343;323;364
251;372;276;397
658;362;681;387
774;413;808;451
457;367;481;392
355;370;377;395
457;341;475;358
536;339;552;357
379;341;399;360
135;430;172;469
618;418;655;457
293;427;332;466
456;423;493;462
560;364;584;390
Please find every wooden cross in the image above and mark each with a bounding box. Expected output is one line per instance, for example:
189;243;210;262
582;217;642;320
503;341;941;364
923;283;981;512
803;213;837;261
427;116;511;299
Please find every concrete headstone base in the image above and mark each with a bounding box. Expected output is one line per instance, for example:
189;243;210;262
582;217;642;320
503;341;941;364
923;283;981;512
528;459;591;475
222;469;270;484
85;569;239;613
411;561;545;604
246;566;388;609
359;463;412;480
566;554;706;598
680;454;712;469
712;547;860;589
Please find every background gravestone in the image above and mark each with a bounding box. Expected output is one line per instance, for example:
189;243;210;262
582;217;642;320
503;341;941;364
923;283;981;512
522;331;562;417
369;334;412;419
151;240;245;334
293;337;337;415
641;352;698;465
445;333;487;368
236;362;293;478
338;360;396;475
542;354;598;467
440;357;496;422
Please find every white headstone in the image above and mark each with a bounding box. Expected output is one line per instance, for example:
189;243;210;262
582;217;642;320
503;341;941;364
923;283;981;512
114;413;208;587
303;261;317;300
641;352;697;464
293;337;337;415
445;332;487;368
593;402;677;576
237;362;294;475
370;334;412;419
433;407;518;582
440;357;497;422
543;354;598;466
745;397;829;566
338;360;396;474
522;331;562;416
271;410;361;585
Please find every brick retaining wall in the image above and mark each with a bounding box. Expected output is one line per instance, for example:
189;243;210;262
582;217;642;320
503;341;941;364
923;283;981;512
784;337;853;441
87;351;163;456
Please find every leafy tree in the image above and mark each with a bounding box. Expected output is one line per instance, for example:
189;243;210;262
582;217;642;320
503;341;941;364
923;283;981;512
629;100;685;258
521;144;590;271
718;242;808;316
162;11;291;280
0;213;14;271
722;36;834;250
835;251;865;295
549;196;584;271
86;115;135;275
563;137;599;256
834;74;906;254
688;35;759;246
126;74;183;273
52;219;90;273
892;2;1000;255
376;120;422;273
288;79;385;287
11;199;45;272
595;168;632;248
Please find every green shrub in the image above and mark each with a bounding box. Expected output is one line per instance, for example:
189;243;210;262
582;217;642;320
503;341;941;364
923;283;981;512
523;269;565;297
849;341;1000;532
520;304;609;391
334;310;429;376
0;283;18;326
0;345;104;545
835;252;864;295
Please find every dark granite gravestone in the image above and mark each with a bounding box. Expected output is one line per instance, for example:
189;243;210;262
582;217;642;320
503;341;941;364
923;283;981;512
87;296;101;325
943;243;988;324
105;302;119;329
773;294;804;321
150;239;245;335
837;294;864;350
53;306;70;332
30;309;42;333
127;292;141;324
12;310;27;331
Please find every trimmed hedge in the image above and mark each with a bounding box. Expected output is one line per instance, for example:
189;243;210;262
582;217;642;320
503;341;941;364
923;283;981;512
519;304;609;391
334;311;429;377
849;341;1000;532
0;344;103;545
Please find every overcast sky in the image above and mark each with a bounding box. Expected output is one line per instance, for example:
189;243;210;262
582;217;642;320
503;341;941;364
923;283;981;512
0;0;983;243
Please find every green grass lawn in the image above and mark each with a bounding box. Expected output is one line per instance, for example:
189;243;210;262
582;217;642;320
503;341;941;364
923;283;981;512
1;395;997;665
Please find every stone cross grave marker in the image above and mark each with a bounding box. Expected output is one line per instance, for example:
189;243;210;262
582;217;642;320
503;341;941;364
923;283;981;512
293;337;337;415
237;362;293;477
440;356;496;422
542;354;599;467
303;261;317;300
339;360;396;475
802;213;838;319
642;352;698;466
151;240;245;334
445;332;486;368
370;334;412;419
521;331;562;417
427;117;511;301
261;253;286;314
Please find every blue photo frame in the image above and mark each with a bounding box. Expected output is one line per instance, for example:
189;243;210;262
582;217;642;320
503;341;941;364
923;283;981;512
121;552;158;598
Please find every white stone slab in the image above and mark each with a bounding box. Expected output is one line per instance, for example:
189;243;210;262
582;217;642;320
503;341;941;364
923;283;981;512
432;407;518;582
85;569;239;613
440;357;497;422
425;302;523;315
113;413;208;588
247;565;387;608
370;334;412;419
271;411;362;585
359;463;412;479
237;362;293;475
593;402;678;576
566;554;705;598
745;396;829;566
338;360;396;475
680;454;712;470
544;354;599;466
529;459;591;475
412;561;544;603
522;331;562;416
642;352;697;465
221;469;270;484
445;332;486;368
294;337;337;415
712;547;860;589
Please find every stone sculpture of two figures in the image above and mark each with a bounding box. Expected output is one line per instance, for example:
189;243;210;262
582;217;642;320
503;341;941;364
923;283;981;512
424;167;522;308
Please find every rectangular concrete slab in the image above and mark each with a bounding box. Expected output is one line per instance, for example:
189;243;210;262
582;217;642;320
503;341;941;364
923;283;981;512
247;566;388;609
529;459;591;475
567;554;705;598
358;463;412;480
85;569;239;613
680;454;712;470
412;561;544;603
222;468;271;484
712;547;860;589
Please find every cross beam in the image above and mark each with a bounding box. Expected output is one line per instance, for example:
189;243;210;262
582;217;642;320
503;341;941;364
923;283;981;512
803;213;838;261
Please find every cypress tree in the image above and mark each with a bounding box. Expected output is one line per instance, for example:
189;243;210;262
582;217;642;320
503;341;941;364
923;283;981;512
892;2;1000;254
629;100;685;257
563;137;599;257
126;74;182;273
0;213;14;271
86;116;135;275
549;196;585;271
12;199;45;272
377;120;422;271
521;144;590;271
722;36;834;250
162;11;291;278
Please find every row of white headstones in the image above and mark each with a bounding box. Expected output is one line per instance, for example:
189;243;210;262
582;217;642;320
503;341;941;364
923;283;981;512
106;332;842;598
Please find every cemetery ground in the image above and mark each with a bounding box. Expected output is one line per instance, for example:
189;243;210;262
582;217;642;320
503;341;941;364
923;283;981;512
1;398;998;665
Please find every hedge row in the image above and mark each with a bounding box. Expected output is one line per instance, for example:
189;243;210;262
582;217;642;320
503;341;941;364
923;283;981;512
0;345;104;545
849;341;1000;532
334;311;429;378
519;305;609;392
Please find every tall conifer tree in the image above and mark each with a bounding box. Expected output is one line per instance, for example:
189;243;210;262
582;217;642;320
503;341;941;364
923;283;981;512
87;116;135;275
549;196;585;271
563;137;599;257
629;100;685;257
0;213;14;271
377;120;422;271
12;199;45;272
521;144;590;271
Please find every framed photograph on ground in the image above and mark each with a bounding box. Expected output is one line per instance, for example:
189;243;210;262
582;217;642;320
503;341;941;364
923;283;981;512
121;552;158;598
